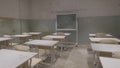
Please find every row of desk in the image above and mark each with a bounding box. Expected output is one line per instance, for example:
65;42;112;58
0;32;68;48
0;32;71;68
89;33;120;68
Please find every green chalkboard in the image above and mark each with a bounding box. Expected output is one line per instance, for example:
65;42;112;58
57;14;76;29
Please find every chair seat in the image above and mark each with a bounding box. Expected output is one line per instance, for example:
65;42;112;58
13;45;30;51
95;33;106;38
112;52;120;58
99;39;118;44
9;43;18;46
56;32;65;36
31;58;42;67
42;37;53;40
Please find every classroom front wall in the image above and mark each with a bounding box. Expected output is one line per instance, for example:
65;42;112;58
28;16;120;43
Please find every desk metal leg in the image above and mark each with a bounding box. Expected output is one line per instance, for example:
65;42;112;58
35;47;39;58
50;48;56;64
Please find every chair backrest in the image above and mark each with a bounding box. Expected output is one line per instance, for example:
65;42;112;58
97;52;112;57
99;39;118;44
57;32;65;36
42;37;53;40
19;37;30;43
95;33;106;38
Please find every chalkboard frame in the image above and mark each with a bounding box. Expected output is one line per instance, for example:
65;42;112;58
56;14;76;30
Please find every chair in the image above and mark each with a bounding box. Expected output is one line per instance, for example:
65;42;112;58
99;39;119;58
56;32;65;36
30;58;42;68
99;39;118;44
41;37;59;61
17;57;42;68
95;33;106;38
3;35;18;49
42;37;53;40
20;37;29;42
13;45;30;51
112;51;120;58
3;35;18;45
96;51;112;57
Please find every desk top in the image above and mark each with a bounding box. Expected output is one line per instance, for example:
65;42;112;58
99;57;120;68
89;34;112;37
23;32;41;35
43;35;66;39
91;43;120;52
24;40;59;46
0;37;12;41
12;34;31;38
89;37;120;42
53;33;71;36
0;49;37;68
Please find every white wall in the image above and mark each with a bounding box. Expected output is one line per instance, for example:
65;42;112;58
19;0;32;19
31;0;120;19
0;0;32;19
0;0;19;18
0;0;119;19
0;0;120;19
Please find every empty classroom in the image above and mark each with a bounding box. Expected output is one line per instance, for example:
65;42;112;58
0;0;120;68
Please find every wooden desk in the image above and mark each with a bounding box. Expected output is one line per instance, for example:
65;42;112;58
23;32;41;39
24;40;59;63
91;43;120;66
53;33;71;36
24;40;59;49
91;43;120;53
89;34;112;37
99;57;120;68
0;49;37;68
0;37;12;41
13;34;31;38
42;35;66;41
89;37;120;43
12;34;31;43
26;32;41;35
0;37;12;48
91;43;120;57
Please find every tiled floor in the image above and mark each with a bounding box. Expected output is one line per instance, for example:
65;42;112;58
38;44;94;68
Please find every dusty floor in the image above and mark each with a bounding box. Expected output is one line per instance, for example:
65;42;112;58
38;44;95;68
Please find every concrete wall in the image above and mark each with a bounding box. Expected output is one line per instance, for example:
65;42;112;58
31;0;120;19
0;0;19;18
19;0;32;19
0;0;31;36
0;0;32;19
78;16;120;43
0;0;120;43
0;19;30;36
30;0;120;43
